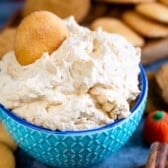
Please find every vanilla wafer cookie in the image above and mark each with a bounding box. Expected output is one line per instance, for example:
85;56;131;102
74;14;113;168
22;0;91;23
160;0;168;5
0;142;15;168
0;123;17;151
0;28;16;60
90;17;144;46
122;11;168;38
136;2;168;23
15;11;69;65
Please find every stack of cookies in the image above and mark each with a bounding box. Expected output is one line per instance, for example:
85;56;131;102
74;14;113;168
19;0;168;65
1;0;168;65
0;29;17;167
88;0;168;64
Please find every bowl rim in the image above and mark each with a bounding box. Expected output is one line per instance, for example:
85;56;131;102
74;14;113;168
0;64;148;135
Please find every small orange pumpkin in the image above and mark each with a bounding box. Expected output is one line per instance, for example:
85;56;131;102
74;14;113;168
143;110;168;144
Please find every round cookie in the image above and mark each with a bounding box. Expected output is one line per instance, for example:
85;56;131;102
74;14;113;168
0;142;15;168
15;11;69;65
90;17;144;46
0;28;16;60
0;123;17;151
136;2;168;23
122;11;168;38
22;0;91;23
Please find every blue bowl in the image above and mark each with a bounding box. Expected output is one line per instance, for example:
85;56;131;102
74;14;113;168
0;64;148;168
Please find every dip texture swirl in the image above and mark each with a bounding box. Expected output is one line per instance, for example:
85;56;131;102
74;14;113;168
0;17;141;131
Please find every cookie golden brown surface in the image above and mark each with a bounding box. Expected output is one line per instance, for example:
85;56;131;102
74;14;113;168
0;28;16;60
14;11;69;65
90;17;144;46
122;11;168;38
0;123;17;151
136;2;168;23
22;0;91;23
160;0;168;5
0;142;15;168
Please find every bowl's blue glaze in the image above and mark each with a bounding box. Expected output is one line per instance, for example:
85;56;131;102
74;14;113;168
0;64;148;168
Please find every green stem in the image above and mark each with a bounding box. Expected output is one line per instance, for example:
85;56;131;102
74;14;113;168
152;111;164;121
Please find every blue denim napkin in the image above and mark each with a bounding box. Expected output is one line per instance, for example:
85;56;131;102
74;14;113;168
0;2;23;28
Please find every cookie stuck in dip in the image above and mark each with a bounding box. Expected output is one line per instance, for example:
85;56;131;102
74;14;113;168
0;11;141;131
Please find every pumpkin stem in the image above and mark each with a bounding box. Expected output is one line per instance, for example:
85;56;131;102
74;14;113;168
153;111;164;121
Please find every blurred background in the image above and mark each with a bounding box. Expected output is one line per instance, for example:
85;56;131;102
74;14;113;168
0;0;24;28
1;0;168;68
0;0;168;167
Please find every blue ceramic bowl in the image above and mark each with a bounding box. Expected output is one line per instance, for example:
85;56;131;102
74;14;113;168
0;64;148;168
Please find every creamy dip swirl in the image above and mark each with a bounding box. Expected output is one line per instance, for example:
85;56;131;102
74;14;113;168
0;17;141;131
